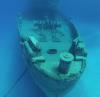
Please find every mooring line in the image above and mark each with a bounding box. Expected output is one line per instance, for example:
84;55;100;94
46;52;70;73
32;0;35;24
3;68;28;97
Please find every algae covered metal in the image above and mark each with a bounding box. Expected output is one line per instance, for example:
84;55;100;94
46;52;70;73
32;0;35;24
18;0;87;97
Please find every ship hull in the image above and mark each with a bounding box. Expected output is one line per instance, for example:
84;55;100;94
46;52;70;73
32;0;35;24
19;15;87;97
26;59;79;97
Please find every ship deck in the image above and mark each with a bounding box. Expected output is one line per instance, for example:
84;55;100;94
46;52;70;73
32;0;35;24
19;17;86;80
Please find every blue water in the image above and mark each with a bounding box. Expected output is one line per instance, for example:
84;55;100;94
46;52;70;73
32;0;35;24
0;0;100;97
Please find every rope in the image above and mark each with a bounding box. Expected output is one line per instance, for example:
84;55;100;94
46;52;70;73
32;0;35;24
3;68;28;97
